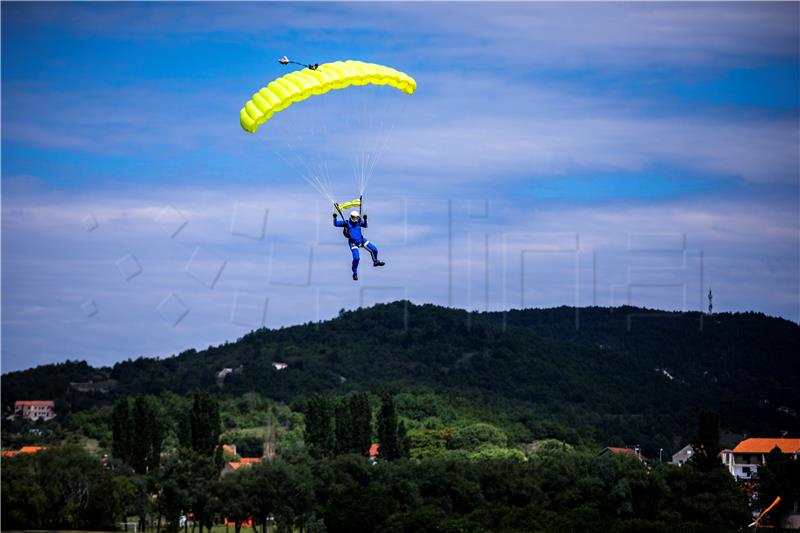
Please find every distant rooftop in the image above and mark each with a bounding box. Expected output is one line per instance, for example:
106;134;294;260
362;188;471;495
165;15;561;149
732;438;800;454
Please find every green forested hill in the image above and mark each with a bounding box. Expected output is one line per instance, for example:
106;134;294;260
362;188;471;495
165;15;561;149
3;302;798;456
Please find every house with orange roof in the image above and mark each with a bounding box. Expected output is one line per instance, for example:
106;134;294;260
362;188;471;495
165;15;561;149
721;438;800;479
221;456;265;476
14;400;56;421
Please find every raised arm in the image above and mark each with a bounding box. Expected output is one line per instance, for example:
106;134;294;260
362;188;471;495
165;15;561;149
360;214;368;228
333;214;345;227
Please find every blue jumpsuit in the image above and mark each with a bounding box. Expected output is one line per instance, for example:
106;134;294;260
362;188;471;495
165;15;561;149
334;217;379;274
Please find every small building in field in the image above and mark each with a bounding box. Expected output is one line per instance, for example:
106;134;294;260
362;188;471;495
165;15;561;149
272;362;288;371
669;444;694;466
721;438;800;479
14;401;56;421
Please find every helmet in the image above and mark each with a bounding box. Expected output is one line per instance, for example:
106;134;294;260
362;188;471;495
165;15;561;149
350;210;360;219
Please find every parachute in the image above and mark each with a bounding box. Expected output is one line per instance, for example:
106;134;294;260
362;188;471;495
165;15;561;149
335;198;362;211
240;60;416;134
239;58;416;210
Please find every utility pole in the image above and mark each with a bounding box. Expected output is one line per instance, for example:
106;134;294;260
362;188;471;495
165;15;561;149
708;289;713;315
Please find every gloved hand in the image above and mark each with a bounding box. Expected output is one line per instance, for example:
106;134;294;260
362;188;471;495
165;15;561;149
363;214;368;221
332;213;337;219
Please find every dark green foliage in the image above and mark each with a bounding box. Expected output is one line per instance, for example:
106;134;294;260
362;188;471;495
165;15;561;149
244;459;315;533
757;447;800;526
334;398;352;455
310;450;750;533
397;420;410;459
349;391;373;455
305;394;334;459
188;390;221;456
1;445;127;530
691;410;721;472
111;397;132;461
4;304;799;457
211;473;251;533
233;434;263;457
448;422;508;450
3;390;756;533
111;395;164;473
333;391;372;455
377;393;400;460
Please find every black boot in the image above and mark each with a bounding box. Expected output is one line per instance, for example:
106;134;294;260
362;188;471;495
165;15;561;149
352;273;358;281
373;261;385;267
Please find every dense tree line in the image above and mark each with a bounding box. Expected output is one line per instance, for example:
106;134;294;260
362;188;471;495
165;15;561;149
3;303;798;459
2;440;755;533
2;445;132;530
8;389;795;532
304;392;411;461
111;395;165;473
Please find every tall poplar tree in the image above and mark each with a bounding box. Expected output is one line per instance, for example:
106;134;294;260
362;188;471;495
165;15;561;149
188;390;221;457
111;397;132;462
350;392;373;456
377;393;399;461
334;399;352;455
304;395;334;459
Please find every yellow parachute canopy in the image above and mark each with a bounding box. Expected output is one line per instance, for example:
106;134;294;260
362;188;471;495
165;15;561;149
336;199;362;211
240;60;417;134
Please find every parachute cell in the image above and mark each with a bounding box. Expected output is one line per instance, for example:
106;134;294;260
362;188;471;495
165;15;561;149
240;60;417;134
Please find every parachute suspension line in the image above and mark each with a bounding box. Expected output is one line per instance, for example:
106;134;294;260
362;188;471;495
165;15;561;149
271;136;337;205
361;119;397;196
351;81;408;198
278;56;319;71
262;88;340;205
342;83;399;199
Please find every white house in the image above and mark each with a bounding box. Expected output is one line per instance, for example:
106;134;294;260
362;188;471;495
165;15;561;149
721;438;800;479
14;401;56;421
272;362;288;370
669;444;694;466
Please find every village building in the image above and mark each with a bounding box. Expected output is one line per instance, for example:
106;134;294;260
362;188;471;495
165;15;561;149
14;400;56;421
221;456;264;476
369;443;380;464
272;362;288;370
597;446;648;462
720;437;800;479
669;444;694;466
2;445;48;458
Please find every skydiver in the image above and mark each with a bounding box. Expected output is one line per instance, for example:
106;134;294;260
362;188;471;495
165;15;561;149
333;210;384;280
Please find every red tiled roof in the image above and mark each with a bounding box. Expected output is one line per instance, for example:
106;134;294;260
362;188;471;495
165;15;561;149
222;444;236;455
603;447;647;460
369;443;380;457
2;446;47;457
733;438;800;454
15;400;55;407
226;457;261;471
19;446;47;453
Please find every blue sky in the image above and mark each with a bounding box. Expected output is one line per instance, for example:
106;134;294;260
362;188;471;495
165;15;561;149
2;2;799;372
